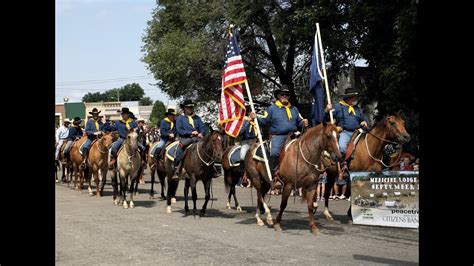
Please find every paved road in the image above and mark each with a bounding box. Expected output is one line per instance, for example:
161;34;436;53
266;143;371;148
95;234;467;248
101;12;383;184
56;169;418;265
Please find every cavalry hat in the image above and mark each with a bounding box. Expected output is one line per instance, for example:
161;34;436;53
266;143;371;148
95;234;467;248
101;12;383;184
72;117;82;124
120;107;131;114
165;108;177;116
137;118;145;122
273;84;291;98
63;118;72;124
179;99;195;109
341;87;361;98
89;108;101;115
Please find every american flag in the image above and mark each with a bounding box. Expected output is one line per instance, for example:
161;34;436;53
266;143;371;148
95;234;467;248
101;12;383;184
219;27;247;138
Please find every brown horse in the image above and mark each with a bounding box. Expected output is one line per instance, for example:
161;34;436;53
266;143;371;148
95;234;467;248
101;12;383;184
69;134;92;193
321;112;411;221
166;129;225;216
274;122;341;234
86;132;114;197
112;129;141;208
221;145;244;212
244;123;341;233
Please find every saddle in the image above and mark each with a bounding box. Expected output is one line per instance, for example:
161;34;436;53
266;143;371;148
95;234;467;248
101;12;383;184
343;128;365;162
228;145;242;167
165;140;195;162
149;140;174;160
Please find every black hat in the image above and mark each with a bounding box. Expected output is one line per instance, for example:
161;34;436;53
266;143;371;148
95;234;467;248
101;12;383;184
89;108;101;115
341;87;360;98
179;99;195;109
273;84;291;98
165;108;177;116
73;117;82;124
120;107;131;114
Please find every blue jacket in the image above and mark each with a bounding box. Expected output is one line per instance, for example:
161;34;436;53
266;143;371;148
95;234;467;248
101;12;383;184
85;119;108;139
176;114;206;137
109;119;138;139
68;126;83;141
159;118;176;140
331;101;368;131
239;119;258;141
257;102;304;135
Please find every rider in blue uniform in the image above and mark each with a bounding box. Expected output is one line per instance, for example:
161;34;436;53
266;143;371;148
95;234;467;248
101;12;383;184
82;108;108;168
64;117;83;160
107;107;146;169
174;100;206;177
152;108;177;163
249;85;308;180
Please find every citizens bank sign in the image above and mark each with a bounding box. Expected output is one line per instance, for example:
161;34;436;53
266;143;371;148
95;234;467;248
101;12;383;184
350;171;419;229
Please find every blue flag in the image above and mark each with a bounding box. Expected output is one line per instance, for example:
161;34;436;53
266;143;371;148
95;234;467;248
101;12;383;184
309;33;325;126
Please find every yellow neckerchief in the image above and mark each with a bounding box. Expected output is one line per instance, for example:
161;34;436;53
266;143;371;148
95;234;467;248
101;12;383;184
339;100;356;115
120;118;133;129
186;114;195;128
92;118;99;130
275;100;292;120
164;117;174;130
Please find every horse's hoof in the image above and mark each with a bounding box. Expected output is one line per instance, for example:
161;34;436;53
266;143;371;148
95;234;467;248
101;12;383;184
274;223;282;231
166;206;172;214
226;202;231;209
171;197;177;204
149;195;154;199
160;196;166;200
113;200;119;205
56;180;59;183
123;202;129;209
266;218;274;225
236;206;243;212
257;220;264;226
199;212;206;217
96;194;101;198
348;219;353;225
310;227;320;235
129;201;135;208
313;202;319;208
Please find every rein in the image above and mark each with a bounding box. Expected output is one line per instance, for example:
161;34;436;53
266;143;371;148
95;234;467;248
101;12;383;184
196;141;215;166
363;130;402;168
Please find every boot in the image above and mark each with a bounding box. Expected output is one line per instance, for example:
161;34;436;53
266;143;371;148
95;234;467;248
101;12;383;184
80;148;89;169
268;156;282;190
108;151;116;170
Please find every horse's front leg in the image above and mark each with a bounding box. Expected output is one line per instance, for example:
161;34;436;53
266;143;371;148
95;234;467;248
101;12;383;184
184;177;190;214
274;182;292;231
323;177;335;221
305;185;319;235
200;177;211;217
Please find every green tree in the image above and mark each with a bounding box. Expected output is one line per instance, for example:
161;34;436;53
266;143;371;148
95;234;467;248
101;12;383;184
142;1;418;141
139;97;153;106
82;92;107;102
150;100;166;127
117;83;145;101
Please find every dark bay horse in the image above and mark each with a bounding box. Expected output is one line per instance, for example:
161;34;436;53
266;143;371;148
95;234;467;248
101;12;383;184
221;145;244;212
147;134;167;200
321;112;411;221
166;129;225;216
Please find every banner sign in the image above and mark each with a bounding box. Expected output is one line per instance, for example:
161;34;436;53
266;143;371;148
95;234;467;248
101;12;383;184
350;171;419;228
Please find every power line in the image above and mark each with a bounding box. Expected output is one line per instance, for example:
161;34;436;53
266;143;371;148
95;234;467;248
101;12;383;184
56;75;153;85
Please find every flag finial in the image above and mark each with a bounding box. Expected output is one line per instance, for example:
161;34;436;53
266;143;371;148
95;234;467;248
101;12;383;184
228;24;235;37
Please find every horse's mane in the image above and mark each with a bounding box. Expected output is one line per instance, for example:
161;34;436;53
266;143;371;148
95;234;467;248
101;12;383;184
300;123;324;142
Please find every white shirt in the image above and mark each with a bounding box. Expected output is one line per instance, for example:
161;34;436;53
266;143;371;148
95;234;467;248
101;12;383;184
55;125;69;142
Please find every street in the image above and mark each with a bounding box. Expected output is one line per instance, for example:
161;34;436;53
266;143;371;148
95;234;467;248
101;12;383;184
56;169;418;265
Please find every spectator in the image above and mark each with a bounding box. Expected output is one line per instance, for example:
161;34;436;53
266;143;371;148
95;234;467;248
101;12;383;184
401;156;413;170
334;174;349;200
316;171;327;202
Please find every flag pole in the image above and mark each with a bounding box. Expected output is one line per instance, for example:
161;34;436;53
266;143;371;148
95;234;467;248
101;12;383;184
243;81;273;182
316;23;334;124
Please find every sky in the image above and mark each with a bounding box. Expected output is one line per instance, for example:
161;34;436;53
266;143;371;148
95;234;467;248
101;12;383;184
55;0;175;106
